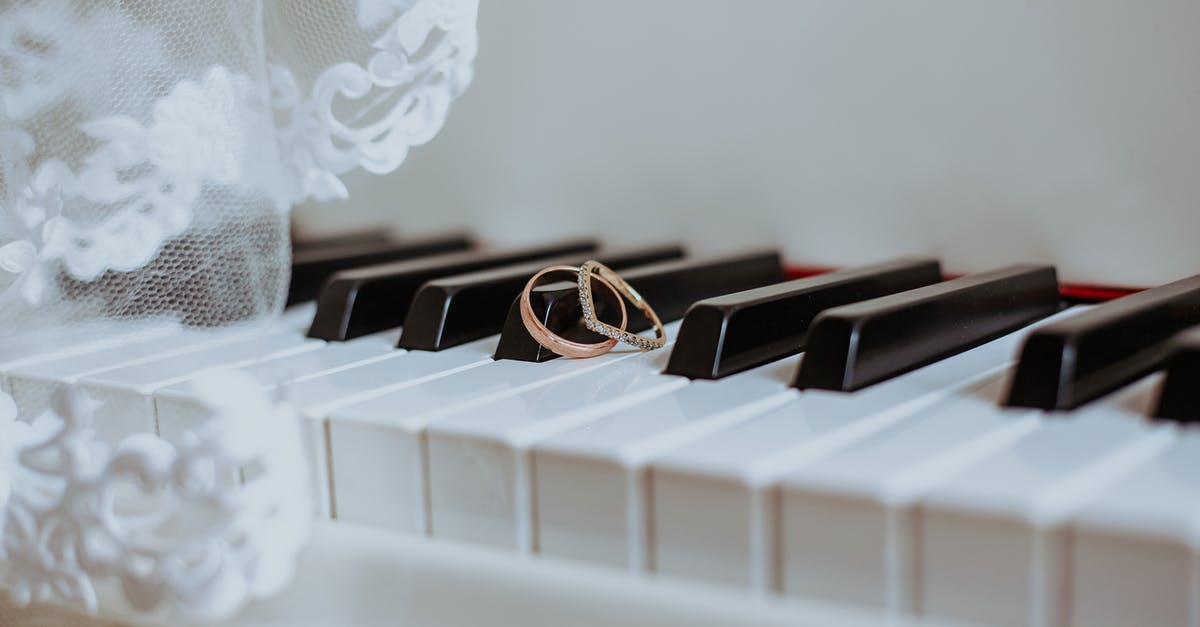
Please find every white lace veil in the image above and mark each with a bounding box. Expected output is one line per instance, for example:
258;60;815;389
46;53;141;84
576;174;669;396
0;0;477;336
0;0;478;622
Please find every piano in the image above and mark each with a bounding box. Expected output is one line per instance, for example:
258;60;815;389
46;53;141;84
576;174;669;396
4;229;1200;627
4;2;1200;626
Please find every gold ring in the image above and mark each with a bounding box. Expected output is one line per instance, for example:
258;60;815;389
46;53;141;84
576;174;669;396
520;265;629;358
577;260;667;350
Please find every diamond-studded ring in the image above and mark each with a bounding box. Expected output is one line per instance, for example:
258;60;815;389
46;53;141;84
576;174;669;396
578;260;667;351
520;265;629;358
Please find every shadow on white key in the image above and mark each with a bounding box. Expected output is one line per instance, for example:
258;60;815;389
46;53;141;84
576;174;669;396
532;355;801;570
1066;419;1199;627
325;324;684;536
647;312;1060;592
74;330;321;444
777;368;1041;613
425;344;685;551
915;376;1171;627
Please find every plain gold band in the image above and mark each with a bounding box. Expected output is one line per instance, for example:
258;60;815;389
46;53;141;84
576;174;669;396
520;265;629;358
577;260;667;351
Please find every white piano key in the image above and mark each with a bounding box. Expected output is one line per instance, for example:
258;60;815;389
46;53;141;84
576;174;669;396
7;323;279;422
916;376;1172;627
284;338;498;518
75;331;321;444
155;337;398;445
647;315;1051;591
777;369;1041;612
2;309;312;399
532;355;801;569
326;326;682;535
424;346;686;551
1067;427;1200;627
0;320;182;395
279;302;317;333
229;327;401;384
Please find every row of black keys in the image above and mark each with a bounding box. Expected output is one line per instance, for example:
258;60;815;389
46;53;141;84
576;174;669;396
290;231;1200;421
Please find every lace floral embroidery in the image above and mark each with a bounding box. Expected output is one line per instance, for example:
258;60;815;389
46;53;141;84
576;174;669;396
0;373;311;621
0;130;61;305
0;392;28;522
271;0;479;202
50;65;258;281
0;65;260;297
1;0;478;294
0;5;83;121
0;1;479;616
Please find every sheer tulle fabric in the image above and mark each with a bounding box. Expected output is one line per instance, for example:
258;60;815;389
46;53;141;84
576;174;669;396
0;0;477;621
0;0;477;335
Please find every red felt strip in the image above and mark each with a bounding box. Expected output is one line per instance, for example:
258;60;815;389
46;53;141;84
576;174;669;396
785;264;1138;303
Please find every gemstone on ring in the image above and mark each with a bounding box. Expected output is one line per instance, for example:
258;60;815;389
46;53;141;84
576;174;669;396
577;260;667;351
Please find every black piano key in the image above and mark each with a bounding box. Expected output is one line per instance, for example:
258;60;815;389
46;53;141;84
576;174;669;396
398;244;686;351
1153;326;1200;422
665;257;943;380
288;231;474;305
494;250;786;362
793;265;1060;392
308;238;598;341
1006;274;1200;411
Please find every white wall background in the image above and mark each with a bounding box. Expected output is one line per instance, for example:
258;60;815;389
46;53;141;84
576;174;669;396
296;0;1200;287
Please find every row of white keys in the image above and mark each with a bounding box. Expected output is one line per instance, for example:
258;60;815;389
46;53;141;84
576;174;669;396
2;306;331;450
916;376;1173;627
72;329;321;443
5;324;185;412
154;331;400;444
6;319;306;428
1067;421;1200;627
0;319;182;396
1;302;504;517
424;344;688;551
532;354;802;569
776;368;1040;612
646;307;1087;592
323;322;684;535
279;336;500;517
3;304;318;414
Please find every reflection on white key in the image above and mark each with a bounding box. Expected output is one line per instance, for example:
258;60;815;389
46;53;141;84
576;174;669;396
75;331;321;443
778;370;1040;612
916;376;1171;627
425;347;685;551
648;318;1046;591
326;325;683;535
155;337;398;444
533;355;800;569
1068;426;1200;627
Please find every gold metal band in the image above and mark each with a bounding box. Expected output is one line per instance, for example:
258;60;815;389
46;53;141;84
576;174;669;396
577;260;667;351
520;265;629;358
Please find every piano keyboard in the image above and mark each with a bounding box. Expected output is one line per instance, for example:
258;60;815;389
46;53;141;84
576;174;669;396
8;234;1200;627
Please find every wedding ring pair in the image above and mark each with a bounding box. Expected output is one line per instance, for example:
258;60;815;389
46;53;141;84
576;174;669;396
520;260;667;358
